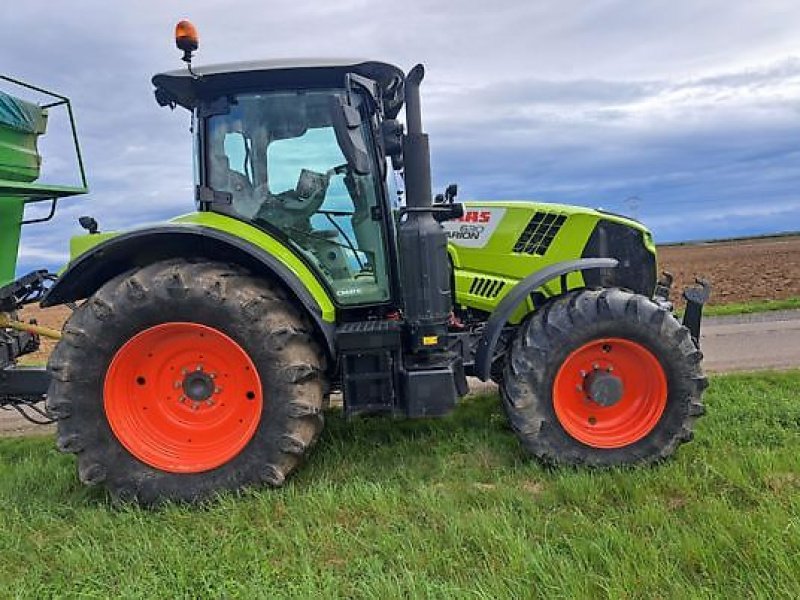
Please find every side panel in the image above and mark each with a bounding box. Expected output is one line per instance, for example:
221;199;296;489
447;201;655;323
447;202;599;322
0;197;23;286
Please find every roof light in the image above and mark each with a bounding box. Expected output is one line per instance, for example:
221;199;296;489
175;20;199;62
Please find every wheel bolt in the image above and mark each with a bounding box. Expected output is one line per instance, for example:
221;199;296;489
215;387;222;394
178;395;186;403
592;363;600;370
576;384;583;392
206;399;215;406
174;381;182;389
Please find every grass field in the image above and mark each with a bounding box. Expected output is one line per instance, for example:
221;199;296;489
673;296;800;319
702;296;800;317
1;371;799;598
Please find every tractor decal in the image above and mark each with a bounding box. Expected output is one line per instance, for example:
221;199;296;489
443;207;506;248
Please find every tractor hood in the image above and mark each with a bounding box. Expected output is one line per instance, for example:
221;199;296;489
152;58;406;118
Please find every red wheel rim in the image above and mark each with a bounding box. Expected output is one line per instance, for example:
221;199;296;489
553;338;667;449
104;323;263;473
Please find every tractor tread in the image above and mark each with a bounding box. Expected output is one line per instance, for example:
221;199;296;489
501;288;707;467
46;259;327;506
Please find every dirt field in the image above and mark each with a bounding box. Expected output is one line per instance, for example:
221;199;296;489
658;235;800;307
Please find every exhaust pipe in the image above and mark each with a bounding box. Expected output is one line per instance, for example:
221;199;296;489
402;64;432;210
397;64;453;352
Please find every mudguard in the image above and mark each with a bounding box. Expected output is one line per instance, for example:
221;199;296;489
42;224;336;358
473;257;618;381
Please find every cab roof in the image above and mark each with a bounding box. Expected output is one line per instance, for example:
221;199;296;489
152;58;406;117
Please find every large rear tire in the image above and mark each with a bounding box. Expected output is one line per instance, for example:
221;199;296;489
501;288;707;466
46;260;326;505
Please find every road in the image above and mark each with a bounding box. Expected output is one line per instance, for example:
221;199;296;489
698;309;800;373
2;310;800;437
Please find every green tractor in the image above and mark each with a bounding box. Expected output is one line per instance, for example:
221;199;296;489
1;22;710;505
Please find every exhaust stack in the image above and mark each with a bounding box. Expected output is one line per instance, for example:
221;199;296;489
397;64;453;352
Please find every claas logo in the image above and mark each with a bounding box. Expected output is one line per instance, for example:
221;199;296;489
458;211;492;223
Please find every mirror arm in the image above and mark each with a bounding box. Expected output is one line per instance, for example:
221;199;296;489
345;73;381;113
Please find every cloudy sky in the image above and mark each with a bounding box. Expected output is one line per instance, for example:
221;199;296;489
3;1;799;273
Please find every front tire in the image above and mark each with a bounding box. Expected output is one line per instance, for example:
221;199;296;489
501;288;707;467
46;260;326;505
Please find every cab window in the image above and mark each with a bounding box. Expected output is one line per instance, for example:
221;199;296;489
206;90;389;305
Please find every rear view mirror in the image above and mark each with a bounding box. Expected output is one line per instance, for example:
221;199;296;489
329;95;370;176
381;119;404;170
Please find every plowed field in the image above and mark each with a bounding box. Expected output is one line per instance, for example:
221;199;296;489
658;235;800;307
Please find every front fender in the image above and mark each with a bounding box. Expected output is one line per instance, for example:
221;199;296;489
42;223;337;358
473;257;618;381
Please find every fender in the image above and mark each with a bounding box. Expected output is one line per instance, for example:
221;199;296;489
42;224;337;358
473;257;618;381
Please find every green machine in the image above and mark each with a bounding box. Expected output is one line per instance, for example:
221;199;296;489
0;76;87;287
3;22;710;505
0;75;87;404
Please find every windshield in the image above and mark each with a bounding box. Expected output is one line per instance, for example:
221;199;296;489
206;90;389;305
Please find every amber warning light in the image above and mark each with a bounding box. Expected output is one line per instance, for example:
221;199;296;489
175;20;199;62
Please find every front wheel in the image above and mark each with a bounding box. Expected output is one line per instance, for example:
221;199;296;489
46;260;326;505
501;288;707;467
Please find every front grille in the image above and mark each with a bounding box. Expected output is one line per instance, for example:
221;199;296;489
513;212;568;255
469;277;506;298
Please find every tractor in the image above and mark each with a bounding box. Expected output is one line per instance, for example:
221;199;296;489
0;21;710;505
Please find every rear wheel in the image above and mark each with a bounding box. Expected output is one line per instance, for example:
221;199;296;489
501;288;706;466
47;260;326;504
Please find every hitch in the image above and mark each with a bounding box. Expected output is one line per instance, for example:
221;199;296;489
0;270;61;425
682;279;712;343
653;272;711;344
0;269;56;312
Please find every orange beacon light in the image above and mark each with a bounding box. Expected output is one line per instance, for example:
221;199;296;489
175;20;199;62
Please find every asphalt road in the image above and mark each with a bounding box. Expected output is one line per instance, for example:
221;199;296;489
2;309;799;437
698;309;800;373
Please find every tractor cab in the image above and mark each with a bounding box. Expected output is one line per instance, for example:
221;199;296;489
152;60;407;307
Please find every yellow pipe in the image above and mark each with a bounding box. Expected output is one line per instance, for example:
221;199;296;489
0;312;62;340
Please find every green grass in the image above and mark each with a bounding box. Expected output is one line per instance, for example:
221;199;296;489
702;296;800;317
2;372;800;598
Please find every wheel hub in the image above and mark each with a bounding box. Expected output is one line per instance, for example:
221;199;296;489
182;369;215;402
584;369;624;407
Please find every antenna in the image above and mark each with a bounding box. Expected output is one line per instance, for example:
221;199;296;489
624;195;641;221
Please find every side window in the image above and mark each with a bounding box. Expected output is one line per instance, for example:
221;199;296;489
267;128;343;193
223;134;248;177
206;91;391;305
265;126;385;301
